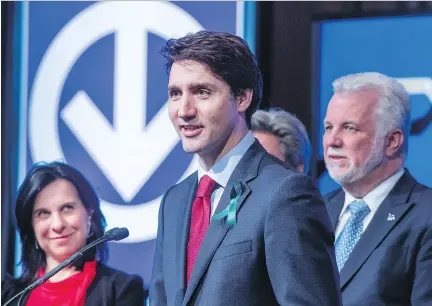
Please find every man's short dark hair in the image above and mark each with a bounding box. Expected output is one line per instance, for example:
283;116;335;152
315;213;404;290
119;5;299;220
161;30;263;128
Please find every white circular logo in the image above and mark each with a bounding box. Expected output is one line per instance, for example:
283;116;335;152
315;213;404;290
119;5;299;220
29;1;202;242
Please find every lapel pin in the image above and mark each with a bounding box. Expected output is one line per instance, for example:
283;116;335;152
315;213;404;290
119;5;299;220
387;213;395;221
212;181;243;226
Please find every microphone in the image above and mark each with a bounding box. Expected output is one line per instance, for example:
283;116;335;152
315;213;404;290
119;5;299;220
105;227;129;241
4;227;129;306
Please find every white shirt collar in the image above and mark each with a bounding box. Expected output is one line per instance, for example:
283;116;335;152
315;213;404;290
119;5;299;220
197;131;255;188
341;167;405;216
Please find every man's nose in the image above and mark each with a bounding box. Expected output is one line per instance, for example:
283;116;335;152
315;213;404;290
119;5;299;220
325;130;343;148
178;95;197;120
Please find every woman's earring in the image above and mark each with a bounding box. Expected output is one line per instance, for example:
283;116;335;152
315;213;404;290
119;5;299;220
88;222;94;238
35;240;39;250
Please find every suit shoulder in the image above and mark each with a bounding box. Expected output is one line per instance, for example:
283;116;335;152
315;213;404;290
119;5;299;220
261;152;296;172
256;156;325;201
411;182;432;218
323;188;343;202
414;181;432;196
87;263;144;305
258;152;298;179
165;171;197;195
95;263;143;286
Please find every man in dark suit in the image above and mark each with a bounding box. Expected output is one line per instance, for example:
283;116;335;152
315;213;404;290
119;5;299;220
323;72;432;305
149;31;341;306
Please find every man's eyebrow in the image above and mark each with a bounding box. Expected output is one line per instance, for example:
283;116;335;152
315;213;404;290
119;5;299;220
168;85;180;92
323;120;359;126
168;82;216;91
342;120;359;126
187;82;214;89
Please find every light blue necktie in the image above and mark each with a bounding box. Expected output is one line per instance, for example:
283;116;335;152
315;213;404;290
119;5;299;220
335;199;370;271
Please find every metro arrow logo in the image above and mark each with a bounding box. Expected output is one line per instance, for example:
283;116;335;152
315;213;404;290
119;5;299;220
62;93;178;202
28;1;205;241
29;1;204;203
396;77;432;103
61;25;178;201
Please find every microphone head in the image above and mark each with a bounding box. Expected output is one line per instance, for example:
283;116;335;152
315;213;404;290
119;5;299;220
105;227;129;241
104;227;119;238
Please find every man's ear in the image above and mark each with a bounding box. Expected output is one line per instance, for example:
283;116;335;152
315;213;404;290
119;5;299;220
385;129;404;157
236;89;253;113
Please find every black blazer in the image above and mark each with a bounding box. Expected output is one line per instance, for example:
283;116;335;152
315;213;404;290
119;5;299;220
2;262;145;306
325;169;432;306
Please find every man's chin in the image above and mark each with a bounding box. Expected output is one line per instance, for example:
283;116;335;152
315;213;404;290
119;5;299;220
182;146;199;154
328;169;353;184
326;162;348;174
181;142;203;154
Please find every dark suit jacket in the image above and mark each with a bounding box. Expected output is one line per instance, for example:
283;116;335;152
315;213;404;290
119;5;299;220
324;169;432;306
150;141;341;306
1;262;145;306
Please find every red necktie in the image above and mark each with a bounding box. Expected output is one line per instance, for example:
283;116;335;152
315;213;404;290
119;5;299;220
186;175;216;284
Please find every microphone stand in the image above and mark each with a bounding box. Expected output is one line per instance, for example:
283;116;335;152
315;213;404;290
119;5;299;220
4;228;124;306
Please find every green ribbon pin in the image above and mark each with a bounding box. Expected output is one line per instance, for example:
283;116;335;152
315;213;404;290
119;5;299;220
212;181;243;226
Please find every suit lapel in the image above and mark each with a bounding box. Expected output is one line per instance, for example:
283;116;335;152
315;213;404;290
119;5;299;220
326;190;345;231
339;170;417;289
174;173;198;306
182;141;265;306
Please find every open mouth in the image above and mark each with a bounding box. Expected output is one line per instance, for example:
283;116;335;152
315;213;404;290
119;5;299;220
181;125;203;137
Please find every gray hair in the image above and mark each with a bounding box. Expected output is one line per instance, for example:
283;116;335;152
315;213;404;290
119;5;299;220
251;108;311;173
332;72;411;155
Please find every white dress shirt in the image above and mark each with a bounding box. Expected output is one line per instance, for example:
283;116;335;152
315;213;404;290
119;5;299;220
197;131;255;217
335;167;405;239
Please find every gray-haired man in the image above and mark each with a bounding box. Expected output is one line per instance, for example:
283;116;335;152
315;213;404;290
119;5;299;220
252;107;311;174
323;72;432;305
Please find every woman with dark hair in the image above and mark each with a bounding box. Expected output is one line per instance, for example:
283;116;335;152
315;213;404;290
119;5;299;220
2;162;144;305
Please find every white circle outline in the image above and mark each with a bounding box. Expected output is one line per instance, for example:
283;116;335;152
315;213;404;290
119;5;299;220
29;1;203;242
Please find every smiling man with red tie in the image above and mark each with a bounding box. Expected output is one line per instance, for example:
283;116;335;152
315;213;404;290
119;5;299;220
149;30;341;306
